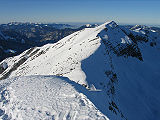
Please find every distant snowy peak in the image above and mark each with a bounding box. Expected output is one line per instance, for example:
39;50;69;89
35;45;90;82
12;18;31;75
79;23;99;29
131;25;156;34
84;24;98;28
131;25;150;30
104;21;118;28
85;24;92;27
121;24;160;48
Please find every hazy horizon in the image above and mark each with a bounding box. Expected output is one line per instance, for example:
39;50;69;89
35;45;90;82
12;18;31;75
1;21;160;27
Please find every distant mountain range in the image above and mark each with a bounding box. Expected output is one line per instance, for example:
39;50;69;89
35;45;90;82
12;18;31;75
0;22;98;62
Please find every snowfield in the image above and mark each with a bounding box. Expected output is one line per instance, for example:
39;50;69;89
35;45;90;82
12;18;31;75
0;21;160;120
0;76;108;120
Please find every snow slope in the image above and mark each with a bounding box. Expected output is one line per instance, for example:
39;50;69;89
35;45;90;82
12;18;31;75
0;76;108;120
0;21;160;120
0;21;131;84
0;21;107;84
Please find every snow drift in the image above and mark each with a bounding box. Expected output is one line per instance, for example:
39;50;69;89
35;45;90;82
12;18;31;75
0;76;108;120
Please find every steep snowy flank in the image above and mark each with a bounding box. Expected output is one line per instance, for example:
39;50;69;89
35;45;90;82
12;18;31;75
0;21;160;120
0;76;108;120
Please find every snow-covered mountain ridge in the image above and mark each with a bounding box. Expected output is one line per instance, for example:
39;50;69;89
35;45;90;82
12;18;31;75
0;21;160;120
0;76;108;120
0;21;135;82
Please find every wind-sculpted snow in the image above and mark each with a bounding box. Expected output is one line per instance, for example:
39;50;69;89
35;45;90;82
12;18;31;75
0;21;160;120
0;76;108;120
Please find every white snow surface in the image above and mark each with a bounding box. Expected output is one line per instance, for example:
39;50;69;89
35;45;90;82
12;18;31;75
2;62;8;69
0;21;160;120
0;76;108;120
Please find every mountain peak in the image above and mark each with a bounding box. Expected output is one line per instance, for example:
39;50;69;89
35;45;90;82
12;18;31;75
103;21;118;28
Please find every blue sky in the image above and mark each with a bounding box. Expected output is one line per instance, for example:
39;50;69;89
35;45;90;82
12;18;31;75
0;0;159;25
